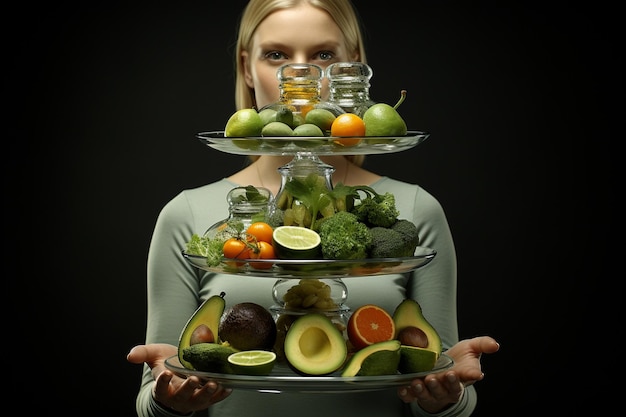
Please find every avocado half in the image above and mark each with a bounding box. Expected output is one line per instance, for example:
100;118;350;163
284;313;347;375
397;345;438;373
392;299;442;357
341;339;401;377
177;292;226;369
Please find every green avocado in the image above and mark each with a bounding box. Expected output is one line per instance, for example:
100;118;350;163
392;299;442;357
284;313;347;375
398;345;438;373
182;342;238;373
341;339;401;376
177;292;226;369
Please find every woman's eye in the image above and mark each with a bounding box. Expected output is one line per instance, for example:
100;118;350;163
317;51;334;61
264;51;287;61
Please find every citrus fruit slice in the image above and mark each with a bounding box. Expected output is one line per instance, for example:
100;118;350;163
347;304;396;350
272;226;321;259
227;350;277;376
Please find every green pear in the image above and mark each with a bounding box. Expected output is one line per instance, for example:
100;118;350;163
363;90;408;138
224;108;263;137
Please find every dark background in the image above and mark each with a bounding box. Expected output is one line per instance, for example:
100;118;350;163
11;1;618;415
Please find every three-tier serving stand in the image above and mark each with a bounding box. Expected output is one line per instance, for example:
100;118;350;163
171;63;452;392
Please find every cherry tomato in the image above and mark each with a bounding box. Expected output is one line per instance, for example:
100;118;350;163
250;241;276;270
246;222;274;244
223;237;254;267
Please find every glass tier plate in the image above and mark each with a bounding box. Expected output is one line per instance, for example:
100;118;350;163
182;246;436;278
197;130;429;155
165;353;453;393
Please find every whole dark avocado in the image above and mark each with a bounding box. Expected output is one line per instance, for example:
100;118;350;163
218;302;277;351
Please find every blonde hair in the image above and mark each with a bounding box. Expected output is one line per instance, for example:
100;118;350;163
234;0;367;165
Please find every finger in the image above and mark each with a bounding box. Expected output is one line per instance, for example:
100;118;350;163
474;336;500;354
425;377;447;400
407;380;432;403
443;373;464;400
153;371;174;401
127;345;148;363
397;386;414;403
183;376;205;391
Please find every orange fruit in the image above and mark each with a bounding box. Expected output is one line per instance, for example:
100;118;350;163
347;304;395;350
330;113;365;146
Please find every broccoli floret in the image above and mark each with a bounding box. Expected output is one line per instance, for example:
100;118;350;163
266;207;284;229
368;219;420;258
350;189;399;228
390;219;420;250
317;211;372;260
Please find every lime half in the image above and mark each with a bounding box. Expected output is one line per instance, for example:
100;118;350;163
228;350;277;376
272;226;321;259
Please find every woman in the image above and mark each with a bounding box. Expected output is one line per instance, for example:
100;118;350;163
127;1;499;416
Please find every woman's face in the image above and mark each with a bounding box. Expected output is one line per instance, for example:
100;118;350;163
242;3;358;108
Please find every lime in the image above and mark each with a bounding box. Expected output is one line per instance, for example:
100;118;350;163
275;106;294;127
293;123;324;137
293;123;327;149
227;350;276;376
305;108;336;131
272;226;321;259
262;121;293;137
258;108;277;125
262;121;293;148
292;113;305;127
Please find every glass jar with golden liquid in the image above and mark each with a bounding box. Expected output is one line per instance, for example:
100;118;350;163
259;63;345;122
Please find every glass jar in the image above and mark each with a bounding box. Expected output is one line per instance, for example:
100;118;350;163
272;153;335;230
259;63;345;123
325;62;376;117
204;185;274;237
270;278;350;363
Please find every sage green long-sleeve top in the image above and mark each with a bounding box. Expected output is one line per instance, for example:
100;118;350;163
135;176;477;417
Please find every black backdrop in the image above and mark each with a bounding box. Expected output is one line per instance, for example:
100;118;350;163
11;1;618;416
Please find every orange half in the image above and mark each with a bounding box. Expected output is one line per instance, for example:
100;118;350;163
347;304;395;351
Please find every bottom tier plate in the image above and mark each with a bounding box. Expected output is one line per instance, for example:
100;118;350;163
164;353;453;393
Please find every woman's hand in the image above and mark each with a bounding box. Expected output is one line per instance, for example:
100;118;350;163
397;336;500;413
127;344;232;414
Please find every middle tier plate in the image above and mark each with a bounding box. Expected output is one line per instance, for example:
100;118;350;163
197;130;429;155
182;246;436;278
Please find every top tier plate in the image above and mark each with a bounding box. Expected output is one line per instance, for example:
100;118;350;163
197;130;429;155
